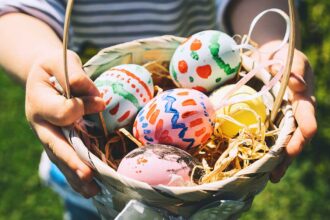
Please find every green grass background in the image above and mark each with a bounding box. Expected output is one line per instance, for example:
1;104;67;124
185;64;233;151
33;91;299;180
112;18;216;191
1;0;329;219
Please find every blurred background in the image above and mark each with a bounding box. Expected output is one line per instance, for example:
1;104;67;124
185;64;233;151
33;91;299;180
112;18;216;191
0;0;329;219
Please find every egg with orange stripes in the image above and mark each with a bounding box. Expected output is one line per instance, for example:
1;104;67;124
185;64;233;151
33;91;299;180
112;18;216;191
169;30;241;93
88;64;154;134
133;88;215;150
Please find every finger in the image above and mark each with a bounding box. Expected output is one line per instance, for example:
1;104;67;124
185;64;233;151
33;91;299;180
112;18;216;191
287;52;309;93
57;166;100;198
269;128;305;183
286;127;306;157
46;149;100;198
29;73;105;126
41;50;100;97
54;159;101;198
34;120;100;197
35;120;94;182
271;48;309;93
292;93;317;140
270;155;292;183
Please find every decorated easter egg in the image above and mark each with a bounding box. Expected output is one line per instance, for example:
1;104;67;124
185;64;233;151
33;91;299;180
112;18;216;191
133;88;215;150
117;144;198;186
89;64;154;133
209;85;267;138
169;30;241;93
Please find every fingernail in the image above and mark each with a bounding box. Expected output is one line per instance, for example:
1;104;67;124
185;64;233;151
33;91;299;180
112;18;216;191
290;72;307;87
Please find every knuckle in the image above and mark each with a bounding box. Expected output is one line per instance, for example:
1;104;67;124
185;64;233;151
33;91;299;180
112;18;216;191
67;50;82;64
70;98;85;117
54;99;82;125
69;72;87;89
54;107;71;124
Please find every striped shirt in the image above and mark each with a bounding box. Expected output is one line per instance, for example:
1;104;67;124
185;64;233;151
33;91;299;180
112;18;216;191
0;0;230;51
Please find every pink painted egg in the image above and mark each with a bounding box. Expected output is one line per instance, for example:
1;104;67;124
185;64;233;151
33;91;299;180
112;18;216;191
169;30;241;93
117;144;198;186
133;88;215;150
89;64;154;133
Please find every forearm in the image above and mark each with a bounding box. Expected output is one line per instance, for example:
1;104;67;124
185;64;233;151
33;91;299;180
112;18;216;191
228;0;300;47
0;13;62;84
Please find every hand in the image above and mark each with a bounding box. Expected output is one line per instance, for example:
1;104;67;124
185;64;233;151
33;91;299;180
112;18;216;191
25;49;105;197
258;41;317;183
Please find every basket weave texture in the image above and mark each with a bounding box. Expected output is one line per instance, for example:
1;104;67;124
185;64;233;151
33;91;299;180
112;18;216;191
63;35;295;219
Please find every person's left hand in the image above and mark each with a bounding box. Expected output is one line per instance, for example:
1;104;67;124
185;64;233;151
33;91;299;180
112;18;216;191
258;40;317;183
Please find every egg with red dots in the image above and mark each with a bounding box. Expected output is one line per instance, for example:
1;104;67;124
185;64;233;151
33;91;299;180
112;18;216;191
88;64;154;134
117;144;198;186
169;30;241;93
133;88;215;150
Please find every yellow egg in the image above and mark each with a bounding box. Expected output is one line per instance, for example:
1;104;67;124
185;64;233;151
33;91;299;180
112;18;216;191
209;85;267;138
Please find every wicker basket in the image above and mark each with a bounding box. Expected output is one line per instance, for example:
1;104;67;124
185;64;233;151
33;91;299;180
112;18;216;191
62;35;296;219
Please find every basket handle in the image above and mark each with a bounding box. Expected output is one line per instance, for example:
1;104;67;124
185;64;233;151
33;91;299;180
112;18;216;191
62;0;109;137
270;0;296;122
62;0;74;99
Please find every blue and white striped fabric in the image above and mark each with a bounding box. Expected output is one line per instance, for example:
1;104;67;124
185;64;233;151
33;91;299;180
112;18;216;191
0;0;230;50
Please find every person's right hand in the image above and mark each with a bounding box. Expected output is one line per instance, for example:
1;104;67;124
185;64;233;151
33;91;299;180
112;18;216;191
25;49;105;198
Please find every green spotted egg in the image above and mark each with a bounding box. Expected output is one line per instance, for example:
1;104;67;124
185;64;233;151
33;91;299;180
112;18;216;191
170;30;241;93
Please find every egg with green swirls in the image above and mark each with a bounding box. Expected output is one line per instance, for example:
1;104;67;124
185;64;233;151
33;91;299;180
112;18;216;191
88;64;154;134
169;30;241;93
